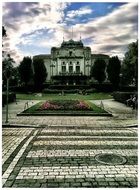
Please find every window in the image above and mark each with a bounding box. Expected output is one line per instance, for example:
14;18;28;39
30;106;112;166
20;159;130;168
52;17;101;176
62;61;65;65
62;66;66;73
69;66;73;73
70;61;72;65
69;51;72;56
77;61;79;65
76;66;80;73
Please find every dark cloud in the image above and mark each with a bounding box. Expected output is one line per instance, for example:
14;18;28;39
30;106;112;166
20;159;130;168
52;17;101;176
100;44;128;52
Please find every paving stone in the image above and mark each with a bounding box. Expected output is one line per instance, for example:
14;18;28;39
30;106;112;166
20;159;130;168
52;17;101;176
105;177;115;182
81;182;92;187
115;177;126;182
3;180;13;187
58;182;70;187
118;181;131;187
47;182;59;187
41;183;47;187
98;181;109;187
70;182;81;187
2;99;138;188
108;181;120;187
91;181;98;187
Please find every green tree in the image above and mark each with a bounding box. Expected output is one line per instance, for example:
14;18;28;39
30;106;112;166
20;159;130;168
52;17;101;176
121;41;138;86
18;57;32;86
2;27;19;88
33;58;47;91
90;59;106;84
2;26;7;38
2;54;15;87
107;56;121;89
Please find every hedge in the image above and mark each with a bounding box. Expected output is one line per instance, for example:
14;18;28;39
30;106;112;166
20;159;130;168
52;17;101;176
2;92;16;107
42;88;97;94
112;91;137;104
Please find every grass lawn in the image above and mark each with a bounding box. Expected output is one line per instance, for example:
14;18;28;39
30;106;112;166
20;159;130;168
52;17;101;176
16;92;112;101
18;99;112;116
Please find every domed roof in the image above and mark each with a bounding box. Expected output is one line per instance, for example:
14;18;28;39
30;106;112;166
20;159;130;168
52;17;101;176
61;39;83;48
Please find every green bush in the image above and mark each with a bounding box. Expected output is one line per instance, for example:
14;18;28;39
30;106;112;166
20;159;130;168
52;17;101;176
91;83;114;92
113;91;137;104
2;92;16;107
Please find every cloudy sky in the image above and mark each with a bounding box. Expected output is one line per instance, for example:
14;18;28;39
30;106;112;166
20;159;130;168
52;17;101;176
2;1;138;65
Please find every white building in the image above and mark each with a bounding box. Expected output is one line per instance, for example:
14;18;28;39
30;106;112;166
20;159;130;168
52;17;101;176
34;39;109;85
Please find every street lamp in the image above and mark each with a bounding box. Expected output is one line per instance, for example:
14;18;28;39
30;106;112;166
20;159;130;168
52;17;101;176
3;55;13;124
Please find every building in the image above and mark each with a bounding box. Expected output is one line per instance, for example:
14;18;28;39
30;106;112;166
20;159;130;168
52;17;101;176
34;39;109;85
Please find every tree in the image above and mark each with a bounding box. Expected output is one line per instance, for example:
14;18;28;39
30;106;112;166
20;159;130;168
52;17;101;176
2;26;7;38
121;41;138;86
90;59;106;84
2;54;15;88
2;26;19;88
33;58;47;91
18;57;32;86
107;56;121;89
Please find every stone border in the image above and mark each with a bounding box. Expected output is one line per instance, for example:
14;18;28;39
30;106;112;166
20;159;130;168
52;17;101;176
17;112;112;117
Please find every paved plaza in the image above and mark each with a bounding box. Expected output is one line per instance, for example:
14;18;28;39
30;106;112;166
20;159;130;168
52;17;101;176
2;99;138;188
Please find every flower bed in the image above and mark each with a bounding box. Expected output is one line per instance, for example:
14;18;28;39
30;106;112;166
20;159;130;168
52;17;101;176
38;100;92;111
17;99;112;116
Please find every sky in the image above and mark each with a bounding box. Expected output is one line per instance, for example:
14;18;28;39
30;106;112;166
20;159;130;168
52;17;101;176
2;1;138;65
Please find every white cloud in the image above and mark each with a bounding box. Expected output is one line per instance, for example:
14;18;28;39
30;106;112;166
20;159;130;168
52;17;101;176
2;2;138;63
67;6;93;18
67;2;138;59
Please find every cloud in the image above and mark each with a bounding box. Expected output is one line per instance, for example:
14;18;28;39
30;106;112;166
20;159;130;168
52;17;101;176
2;2;69;63
2;2;138;63
68;2;138;59
67;6;93;18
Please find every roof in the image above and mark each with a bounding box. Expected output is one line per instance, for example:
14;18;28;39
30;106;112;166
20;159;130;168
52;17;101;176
61;39;83;48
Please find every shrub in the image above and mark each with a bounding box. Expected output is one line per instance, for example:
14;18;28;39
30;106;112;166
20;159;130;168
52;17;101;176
2;92;16;107
91;83;114;92
113;91;137;104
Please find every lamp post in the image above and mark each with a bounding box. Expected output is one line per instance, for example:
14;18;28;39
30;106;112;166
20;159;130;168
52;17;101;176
3;55;13;124
6;77;9;123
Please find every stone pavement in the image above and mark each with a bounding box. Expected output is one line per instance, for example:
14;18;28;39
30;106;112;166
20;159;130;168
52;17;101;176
2;99;138;188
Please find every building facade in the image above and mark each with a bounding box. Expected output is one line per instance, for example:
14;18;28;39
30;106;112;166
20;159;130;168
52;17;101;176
34;39;109;85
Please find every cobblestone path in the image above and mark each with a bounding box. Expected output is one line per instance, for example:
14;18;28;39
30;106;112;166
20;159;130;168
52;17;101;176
2;125;138;188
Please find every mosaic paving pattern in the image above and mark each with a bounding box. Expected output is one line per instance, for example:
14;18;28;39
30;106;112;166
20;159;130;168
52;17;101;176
2;125;138;188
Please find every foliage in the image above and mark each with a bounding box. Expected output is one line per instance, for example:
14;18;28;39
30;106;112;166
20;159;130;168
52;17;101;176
2;92;16;107
113;91;137;104
90;59;106;83
2;54;15;87
18;57;32;86
107;56;121;89
2;26;17;87
33;58;47;90
121;41;138;86
2;26;7;38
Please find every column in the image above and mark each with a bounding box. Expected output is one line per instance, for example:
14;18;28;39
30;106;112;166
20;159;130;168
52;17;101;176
66;62;69;72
